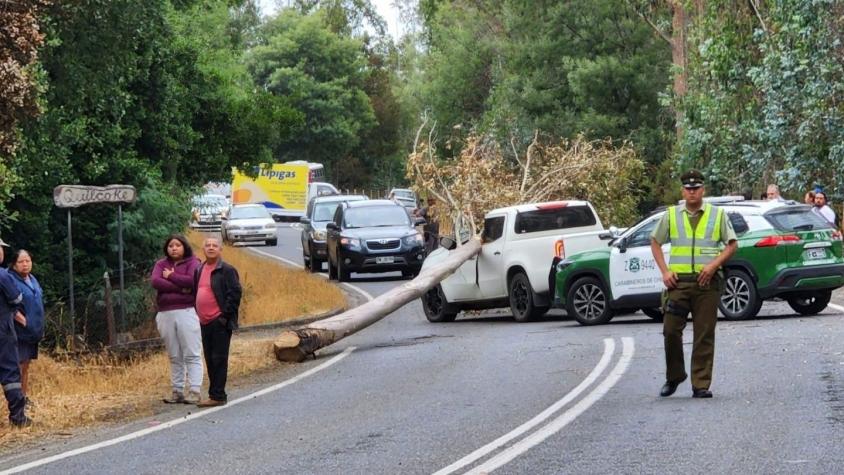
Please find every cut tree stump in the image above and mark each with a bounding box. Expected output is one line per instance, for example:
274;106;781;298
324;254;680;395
274;238;482;362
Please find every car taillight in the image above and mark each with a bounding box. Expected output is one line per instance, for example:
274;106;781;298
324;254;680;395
754;234;801;247
554;239;565;259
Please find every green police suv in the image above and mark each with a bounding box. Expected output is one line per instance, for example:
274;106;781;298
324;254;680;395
552;199;844;325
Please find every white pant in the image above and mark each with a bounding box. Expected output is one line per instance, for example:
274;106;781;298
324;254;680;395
156;308;203;393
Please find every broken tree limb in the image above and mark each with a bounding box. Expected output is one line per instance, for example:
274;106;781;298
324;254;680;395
274;238;482;362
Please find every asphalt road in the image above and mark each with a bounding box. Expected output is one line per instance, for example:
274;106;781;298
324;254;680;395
2;225;843;474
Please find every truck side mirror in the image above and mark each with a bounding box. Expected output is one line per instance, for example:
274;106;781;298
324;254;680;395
326;222;339;231
414;217;427;226
300;217;311;225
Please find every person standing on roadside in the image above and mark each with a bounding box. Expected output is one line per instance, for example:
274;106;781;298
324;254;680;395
651;170;738;399
9;250;44;408
151;234;202;404
766;184;785;202
0;238;31;427
812;191;837;225
194;237;241;407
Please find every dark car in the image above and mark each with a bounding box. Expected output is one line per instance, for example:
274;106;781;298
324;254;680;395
300;194;367;272
326;200;426;281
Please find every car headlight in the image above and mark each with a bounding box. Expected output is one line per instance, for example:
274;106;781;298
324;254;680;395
340;236;361;249
556;259;574;272
227;225;242;231
403;233;424;246
264;223;276;229
312;230;327;241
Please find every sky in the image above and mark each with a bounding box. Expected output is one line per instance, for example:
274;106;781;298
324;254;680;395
257;0;403;39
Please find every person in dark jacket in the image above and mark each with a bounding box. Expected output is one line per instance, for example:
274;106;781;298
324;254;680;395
0;238;30;427
194;237;241;407
151;235;202;404
9;249;44;407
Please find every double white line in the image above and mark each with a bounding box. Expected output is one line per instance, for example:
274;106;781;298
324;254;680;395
435;337;635;475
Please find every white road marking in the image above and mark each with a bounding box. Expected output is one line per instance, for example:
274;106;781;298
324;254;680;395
828;303;844;314
249;248;375;302
465;337;635;474
433;338;617;475
0;347;357;474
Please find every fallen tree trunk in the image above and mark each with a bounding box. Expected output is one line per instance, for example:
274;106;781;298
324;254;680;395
274;238;482;362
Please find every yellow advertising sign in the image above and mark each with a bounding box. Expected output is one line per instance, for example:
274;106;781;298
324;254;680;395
231;164;310;214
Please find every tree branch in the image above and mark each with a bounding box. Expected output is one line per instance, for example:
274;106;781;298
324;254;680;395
625;0;672;45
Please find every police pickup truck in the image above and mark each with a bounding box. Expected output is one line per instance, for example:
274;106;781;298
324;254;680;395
421;201;609;322
552;198;844;325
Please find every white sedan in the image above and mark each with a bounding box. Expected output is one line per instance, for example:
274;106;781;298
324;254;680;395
221;204;278;246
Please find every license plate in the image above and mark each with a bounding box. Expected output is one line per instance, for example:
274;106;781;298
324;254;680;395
804;248;827;260
376;256;395;264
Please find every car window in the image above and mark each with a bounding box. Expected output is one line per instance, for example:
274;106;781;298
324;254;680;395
229;206;270;220
313;202;342;222
343;206;410;228
626;219;658;247
514;205;597;234
482;216;505;243
727;212;749;235
765;208;834;231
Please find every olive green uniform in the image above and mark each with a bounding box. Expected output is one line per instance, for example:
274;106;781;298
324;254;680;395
651;207;737;390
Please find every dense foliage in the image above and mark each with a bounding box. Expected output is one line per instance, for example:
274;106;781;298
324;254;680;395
679;0;844;199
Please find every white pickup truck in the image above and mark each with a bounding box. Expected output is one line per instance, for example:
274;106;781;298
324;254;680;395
420;200;610;322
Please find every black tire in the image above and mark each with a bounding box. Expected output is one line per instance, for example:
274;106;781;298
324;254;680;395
786;290;832;316
509;272;549;322
309;256;321;273
566;276;613;325
719;269;762;320
641;307;664;322
337;258;351;282
422;285;458;322
266;238;277;247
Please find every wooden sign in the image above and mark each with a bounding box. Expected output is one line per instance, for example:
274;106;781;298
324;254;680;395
53;185;137;208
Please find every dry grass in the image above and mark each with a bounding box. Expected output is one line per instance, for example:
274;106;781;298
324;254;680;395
0;232;347;443
0;337;277;441
186;231;346;325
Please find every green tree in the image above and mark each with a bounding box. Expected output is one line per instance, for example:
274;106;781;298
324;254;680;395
247;9;376;186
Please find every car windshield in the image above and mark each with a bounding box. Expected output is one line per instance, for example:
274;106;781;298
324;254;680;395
393;190;415;199
193;195;226;208
344;206;409;228
765;208;833;231
230;206;270;220
313;202;342;222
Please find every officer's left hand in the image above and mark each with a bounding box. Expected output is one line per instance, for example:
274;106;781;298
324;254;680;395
697;264;717;287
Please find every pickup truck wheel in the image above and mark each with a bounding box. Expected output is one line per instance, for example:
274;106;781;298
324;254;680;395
422;285;458;322
641;308;664;322
266;238;278;247
719;269;761;320
566;277;613;325
509;273;548;322
786;290;831;316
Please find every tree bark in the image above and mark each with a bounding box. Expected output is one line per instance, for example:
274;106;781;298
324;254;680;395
671;0;688;141
274;238;483;362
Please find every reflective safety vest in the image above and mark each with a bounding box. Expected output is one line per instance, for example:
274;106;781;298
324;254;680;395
667;203;723;273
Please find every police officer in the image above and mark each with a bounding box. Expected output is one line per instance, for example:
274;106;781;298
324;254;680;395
0;238;30;426
650;170;737;398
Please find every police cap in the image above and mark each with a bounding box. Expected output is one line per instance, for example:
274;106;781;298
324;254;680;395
680;170;705;189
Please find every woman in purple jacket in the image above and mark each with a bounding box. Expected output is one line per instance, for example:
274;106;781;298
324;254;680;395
151;234;202;404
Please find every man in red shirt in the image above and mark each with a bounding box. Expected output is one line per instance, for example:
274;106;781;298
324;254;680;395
194;237;242;407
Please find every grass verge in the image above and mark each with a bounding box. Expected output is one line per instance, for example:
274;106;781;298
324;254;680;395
0;233;347;443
